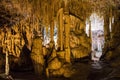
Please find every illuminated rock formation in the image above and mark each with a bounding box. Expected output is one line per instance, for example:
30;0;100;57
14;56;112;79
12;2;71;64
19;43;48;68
0;0;120;79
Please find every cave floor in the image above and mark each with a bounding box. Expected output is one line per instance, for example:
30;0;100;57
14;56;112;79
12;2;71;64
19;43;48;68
1;60;120;80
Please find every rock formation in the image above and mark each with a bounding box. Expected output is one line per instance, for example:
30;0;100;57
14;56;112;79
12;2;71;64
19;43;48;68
0;0;120;79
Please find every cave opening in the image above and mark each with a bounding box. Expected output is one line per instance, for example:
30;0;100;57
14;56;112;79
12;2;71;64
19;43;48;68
86;13;104;61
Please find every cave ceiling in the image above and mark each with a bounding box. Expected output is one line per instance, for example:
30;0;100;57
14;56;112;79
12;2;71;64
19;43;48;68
0;0;120;27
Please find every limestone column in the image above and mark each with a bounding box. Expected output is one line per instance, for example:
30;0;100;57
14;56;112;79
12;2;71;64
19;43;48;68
64;13;71;63
64;0;71;63
50;19;54;42
57;8;64;50
59;8;64;50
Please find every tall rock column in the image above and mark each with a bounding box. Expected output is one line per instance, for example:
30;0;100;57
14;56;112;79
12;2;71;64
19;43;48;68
50;19;54;42
64;14;71;63
57;8;64;50
59;8;64;51
64;0;71;63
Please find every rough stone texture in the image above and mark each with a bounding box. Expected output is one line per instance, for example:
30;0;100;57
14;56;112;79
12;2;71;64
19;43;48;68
47;58;62;70
70;16;91;59
57;51;65;59
0;25;24;57
49;63;75;78
31;37;44;75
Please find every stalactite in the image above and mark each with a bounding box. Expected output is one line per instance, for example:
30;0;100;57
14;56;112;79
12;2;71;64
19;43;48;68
109;7;113;39
36;18;39;33
104;13;110;42
111;11;115;41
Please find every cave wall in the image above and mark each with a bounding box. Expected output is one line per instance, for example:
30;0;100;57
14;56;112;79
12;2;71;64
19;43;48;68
103;7;120;66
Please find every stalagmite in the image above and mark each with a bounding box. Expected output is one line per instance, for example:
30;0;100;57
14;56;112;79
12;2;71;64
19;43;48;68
5;50;9;75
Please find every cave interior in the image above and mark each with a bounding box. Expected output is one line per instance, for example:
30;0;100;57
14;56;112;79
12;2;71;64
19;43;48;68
0;0;120;80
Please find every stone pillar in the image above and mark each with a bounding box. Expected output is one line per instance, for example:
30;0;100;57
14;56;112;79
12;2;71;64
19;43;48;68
57;8;64;50
63;0;71;63
50;20;54;42
59;8;64;50
64;13;71;63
